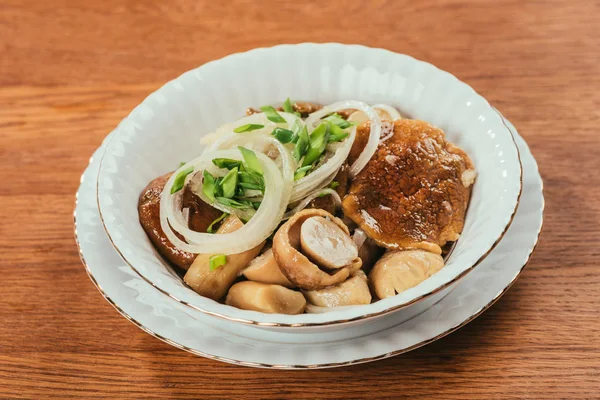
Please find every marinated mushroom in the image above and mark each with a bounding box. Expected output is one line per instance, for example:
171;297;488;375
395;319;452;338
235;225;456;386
225;281;306;314
353;229;384;272
343;119;475;254
304;270;371;308
138;172;196;270
272;209;362;290
242;248;294;288
369;250;444;299
183;215;265;301
300;216;358;269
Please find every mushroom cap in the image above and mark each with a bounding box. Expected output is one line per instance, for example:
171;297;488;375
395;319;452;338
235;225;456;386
304;270;372;307
300;216;358;269
225;281;306;315
343;119;475;253
369;250;444;299
272;209;362;290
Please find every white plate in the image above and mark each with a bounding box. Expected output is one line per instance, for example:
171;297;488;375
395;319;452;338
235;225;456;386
95;43;522;328
75;115;543;368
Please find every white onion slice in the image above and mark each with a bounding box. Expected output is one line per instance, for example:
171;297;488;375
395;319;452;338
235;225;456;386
283;188;342;219
372;104;402;121
159;149;289;255
304;100;381;178
208;112;303;153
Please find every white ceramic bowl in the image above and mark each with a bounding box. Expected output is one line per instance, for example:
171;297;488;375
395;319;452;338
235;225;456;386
96;43;521;330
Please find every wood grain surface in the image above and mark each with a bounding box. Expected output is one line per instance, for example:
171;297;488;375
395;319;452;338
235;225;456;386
1;0;599;398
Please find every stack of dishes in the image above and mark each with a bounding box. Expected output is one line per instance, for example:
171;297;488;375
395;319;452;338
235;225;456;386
74;43;543;368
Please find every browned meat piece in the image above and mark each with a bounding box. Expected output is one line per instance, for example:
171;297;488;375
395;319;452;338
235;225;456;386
246;102;323;118
182;184;223;232
307;162;350;214
348;120;394;166
138;173;196;270
342;120;475;255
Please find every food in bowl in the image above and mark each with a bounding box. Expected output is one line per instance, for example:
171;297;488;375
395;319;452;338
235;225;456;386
138;99;476;315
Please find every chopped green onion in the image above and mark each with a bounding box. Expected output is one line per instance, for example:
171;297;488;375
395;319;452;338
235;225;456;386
317;191;331;198
239;170;264;185
252;201;261;210
216;197;254;209
260;105;286;123
302;122;330;167
282;98;294;113
209;254;227;270
178;161;187;168
206;212;229;234
324;113;355;129
290;120;302;143
202;170;216;201
220;167;238;199
271;127;294;144
170;166;194;194
239;181;264;191
212;158;242;170
328;131;349;143
213;176;224;198
238;146;263;175
234;124;264;133
328;181;340;189
294;165;313;181
293;125;310;162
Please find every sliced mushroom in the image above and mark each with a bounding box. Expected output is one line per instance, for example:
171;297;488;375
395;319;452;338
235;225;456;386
242;248;294;288
183;215;265;301
369;250;444;299
300;216;359;270
225;281;306;315
272;209;362;290
304;270;372;307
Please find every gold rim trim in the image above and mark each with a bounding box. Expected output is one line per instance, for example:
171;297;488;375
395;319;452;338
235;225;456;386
93;109;525;328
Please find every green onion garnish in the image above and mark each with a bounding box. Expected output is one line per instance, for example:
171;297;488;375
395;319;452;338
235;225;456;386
294;165;313;181
328;181;340;189
216;197;254;209
206;212;229;234
290;120;302;143
302;122;330;167
239;181;264;191
327;131;349;143
234;124;264;133
212;158;242;169
201;170;216;201
170;166;194;194
209;254;227;270
178;161;187;168
324;113;355;129
220;167;238;199
293;125;310;162
260;105;286;123
271;127;294;144
283;98;294;113
238;146;263;175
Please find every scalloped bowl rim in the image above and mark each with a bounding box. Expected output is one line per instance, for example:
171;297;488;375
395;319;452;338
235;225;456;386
96;43;522;327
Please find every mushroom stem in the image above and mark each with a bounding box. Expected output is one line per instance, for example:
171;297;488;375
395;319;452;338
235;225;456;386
183;215;265;301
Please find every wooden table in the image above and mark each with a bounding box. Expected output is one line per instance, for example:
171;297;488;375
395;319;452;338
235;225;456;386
1;1;598;398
